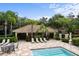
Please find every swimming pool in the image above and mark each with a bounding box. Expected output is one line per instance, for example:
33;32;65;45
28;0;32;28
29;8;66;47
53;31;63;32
32;47;77;56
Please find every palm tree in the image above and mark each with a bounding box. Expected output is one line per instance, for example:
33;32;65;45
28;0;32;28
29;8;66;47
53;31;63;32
26;19;39;38
40;17;47;25
0;12;8;38
37;24;48;38
6;10;17;35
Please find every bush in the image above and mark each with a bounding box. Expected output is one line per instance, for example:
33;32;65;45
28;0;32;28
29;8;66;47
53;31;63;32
0;36;17;43
72;37;79;46
0;34;14;37
55;37;60;40
61;38;69;43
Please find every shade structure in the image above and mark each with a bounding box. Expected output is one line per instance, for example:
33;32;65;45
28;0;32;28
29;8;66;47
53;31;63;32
13;25;58;33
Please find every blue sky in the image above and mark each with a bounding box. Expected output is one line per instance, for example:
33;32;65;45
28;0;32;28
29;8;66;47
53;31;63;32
0;3;79;20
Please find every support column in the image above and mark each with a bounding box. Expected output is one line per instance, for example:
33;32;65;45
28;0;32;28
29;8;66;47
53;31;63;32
54;32;56;39
26;33;28;41
15;32;17;40
69;32;72;44
15;32;18;48
59;33;62;40
65;34;69;39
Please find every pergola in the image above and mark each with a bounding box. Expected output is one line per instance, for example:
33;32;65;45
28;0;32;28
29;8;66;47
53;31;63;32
13;25;58;40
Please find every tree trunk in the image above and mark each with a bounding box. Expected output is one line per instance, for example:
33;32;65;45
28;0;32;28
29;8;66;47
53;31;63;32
4;20;7;38
10;22;12;35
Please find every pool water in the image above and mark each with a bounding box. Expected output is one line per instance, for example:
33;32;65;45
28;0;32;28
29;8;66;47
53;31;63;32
32;47;77;56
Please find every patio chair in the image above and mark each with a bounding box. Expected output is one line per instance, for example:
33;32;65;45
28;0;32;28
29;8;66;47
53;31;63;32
40;38;44;43
1;43;15;53
0;39;6;46
31;38;35;43
36;38;39;43
43;38;47;42
3;39;10;45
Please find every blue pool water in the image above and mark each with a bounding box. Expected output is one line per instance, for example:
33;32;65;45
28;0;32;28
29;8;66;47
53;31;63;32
32;47;77;56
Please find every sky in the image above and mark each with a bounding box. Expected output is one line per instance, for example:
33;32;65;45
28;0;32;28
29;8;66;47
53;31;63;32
0;3;79;20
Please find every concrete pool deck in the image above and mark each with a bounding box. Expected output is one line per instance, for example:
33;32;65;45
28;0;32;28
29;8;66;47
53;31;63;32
0;39;79;56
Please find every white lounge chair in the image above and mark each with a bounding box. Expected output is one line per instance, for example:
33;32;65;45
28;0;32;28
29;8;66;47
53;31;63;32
3;39;10;45
0;39;6;46
40;38;44;43
36;38;39;43
31;38;35;43
43;38;47;42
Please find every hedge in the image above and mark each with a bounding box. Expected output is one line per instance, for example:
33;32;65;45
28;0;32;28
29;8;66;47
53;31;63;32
0;36;18;43
0;34;14;37
61;38;69;43
72;37;79;46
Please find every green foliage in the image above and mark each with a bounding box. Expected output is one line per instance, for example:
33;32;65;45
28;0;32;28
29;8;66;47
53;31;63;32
6;10;17;24
72;37;79;46
0;36;17;43
37;24;48;33
48;14;71;29
39;17;47;25
61;38;69;43
26;19;40;25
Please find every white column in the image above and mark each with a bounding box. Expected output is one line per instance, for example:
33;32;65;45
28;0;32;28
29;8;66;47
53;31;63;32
15;32;17;40
27;33;28;36
69;32;72;44
65;34;69;39
59;33;62;40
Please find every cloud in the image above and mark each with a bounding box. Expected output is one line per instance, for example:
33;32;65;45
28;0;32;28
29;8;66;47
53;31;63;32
49;3;79;17
49;3;60;9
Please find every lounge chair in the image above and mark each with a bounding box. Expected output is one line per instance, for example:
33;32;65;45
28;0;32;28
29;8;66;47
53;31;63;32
31;38;35;43
36;38;39;43
43;38;47;42
3;39;10;45
40;38;44;43
0;39;6;46
1;43;15;53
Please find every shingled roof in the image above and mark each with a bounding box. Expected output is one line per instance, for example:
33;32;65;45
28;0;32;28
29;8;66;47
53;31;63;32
13;25;58;33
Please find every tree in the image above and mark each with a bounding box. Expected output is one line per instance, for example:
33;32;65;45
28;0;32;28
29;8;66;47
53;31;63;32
6;10;18;35
48;14;65;29
37;24;48;37
40;17;47;25
68;12;75;19
25;19;40;38
0;11;8;38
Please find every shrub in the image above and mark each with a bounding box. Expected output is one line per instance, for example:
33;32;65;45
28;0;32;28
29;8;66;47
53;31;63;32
72;37;79;46
0;36;17;43
0;34;14;37
7;34;15;37
61;38;69;43
55;37;60;40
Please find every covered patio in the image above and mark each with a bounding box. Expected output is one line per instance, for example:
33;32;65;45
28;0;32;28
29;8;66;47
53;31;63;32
13;25;58;41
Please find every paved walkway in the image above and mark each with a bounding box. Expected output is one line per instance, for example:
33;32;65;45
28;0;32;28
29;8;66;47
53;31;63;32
0;39;79;56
